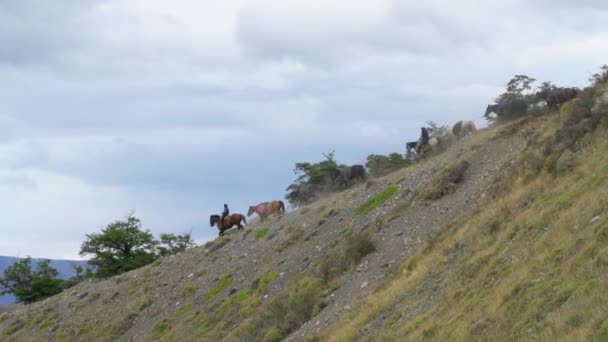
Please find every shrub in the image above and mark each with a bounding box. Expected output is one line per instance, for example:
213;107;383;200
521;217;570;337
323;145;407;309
423;161;469;200
366;153;412;177
0;258;65;304
555;149;577;174
182;285;196;298
263;326;283;342
354;185;398;215
255;228;269;240
152;319;171;334
238;275;326;341
318;231;376;282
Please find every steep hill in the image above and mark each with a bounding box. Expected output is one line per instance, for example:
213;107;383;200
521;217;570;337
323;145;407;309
1;84;607;341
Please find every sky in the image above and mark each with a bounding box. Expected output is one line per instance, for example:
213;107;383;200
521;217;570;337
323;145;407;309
0;0;607;260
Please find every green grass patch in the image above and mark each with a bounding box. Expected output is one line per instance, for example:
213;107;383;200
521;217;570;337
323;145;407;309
255;228;270;240
205;275;232;301
354;185;398;215
252;270;280;292
152;319;171;334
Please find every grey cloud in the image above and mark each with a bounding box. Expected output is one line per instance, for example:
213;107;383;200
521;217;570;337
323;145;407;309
0;0;106;66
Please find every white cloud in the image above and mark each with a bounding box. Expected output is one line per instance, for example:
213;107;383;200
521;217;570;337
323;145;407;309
1;0;607;258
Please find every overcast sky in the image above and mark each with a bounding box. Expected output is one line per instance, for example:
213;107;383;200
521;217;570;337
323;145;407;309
1;0;607;260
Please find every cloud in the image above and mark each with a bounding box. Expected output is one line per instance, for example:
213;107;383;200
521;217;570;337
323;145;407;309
1;0;607;259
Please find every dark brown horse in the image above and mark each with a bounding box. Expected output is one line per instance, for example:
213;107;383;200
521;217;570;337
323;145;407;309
336;165;366;187
536;87;580;109
210;213;247;236
484;99;528;119
248;200;285;222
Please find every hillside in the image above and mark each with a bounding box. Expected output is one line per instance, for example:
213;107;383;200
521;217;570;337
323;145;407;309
1;83;607;341
0;257;89;305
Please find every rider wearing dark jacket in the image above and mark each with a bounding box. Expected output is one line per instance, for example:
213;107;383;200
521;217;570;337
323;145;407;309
419;127;430;145
221;204;229;223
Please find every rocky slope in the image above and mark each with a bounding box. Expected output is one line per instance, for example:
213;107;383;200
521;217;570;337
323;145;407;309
2;99;606;341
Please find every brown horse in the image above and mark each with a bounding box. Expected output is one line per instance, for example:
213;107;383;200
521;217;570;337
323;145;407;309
248;201;285;222
210;214;247;236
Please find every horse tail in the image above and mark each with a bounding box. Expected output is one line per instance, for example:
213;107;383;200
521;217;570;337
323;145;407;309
279;200;285;214
241;214;247;225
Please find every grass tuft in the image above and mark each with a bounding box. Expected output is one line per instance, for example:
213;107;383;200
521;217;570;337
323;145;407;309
354;185;398;215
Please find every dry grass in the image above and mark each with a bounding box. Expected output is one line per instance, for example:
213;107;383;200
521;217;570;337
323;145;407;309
326;120;608;341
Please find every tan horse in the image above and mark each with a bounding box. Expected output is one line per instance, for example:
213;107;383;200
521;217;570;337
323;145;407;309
416;136;441;155
452;120;477;139
248;200;285;222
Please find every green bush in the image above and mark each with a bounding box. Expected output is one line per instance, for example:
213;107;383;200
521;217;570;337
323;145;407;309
0;257;65;304
79;213;157;277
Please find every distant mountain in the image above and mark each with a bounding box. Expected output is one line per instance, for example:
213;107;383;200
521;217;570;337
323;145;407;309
0;256;89;305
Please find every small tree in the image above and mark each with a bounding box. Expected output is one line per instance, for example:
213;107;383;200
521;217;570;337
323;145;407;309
80;213;158;277
157;232;195;257
285;152;344;206
0;257;64;304
590;65;608;86
496;74;536;104
425;121;449;137
366;153;412;177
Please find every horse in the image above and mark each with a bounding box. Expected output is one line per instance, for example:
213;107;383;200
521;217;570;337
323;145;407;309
484;99;528;119
406;141;418;153
415;136;440;155
452;120;477;139
210;213;247;236
336;165;366;187
248;200;285;222
536;87;580;109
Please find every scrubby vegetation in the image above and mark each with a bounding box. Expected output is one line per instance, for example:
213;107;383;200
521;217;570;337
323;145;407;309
0;257;89;304
365;153;412;177
422;160;469;200
80;213;194;278
2;66;608;342
325;65;608;341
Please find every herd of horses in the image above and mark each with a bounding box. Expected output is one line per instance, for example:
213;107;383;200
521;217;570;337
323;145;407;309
209;166;367;236
209;86;580;236
210;200;287;236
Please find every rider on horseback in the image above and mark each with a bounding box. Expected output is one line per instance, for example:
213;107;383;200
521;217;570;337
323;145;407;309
221;204;229;225
416;127;430;153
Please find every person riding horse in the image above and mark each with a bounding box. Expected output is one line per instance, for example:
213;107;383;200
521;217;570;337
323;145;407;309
416;127;430;153
221;204;229;225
